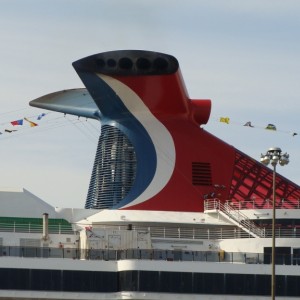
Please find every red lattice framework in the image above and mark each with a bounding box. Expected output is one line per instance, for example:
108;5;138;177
229;150;300;209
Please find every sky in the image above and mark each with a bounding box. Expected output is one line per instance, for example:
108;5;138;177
0;0;299;208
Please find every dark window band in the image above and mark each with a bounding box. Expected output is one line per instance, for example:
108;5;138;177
0;269;300;296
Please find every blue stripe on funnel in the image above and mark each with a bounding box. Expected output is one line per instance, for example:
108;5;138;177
76;72;157;208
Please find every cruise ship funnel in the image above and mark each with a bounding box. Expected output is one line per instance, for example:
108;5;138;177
30;50;300;212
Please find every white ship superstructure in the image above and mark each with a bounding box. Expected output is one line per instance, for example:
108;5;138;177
1;189;300;299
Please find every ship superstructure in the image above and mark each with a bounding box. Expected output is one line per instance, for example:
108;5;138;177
1;50;300;299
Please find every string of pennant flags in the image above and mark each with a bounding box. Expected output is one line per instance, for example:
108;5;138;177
0;113;46;135
1;108;298;139
218;117;298;137
0;109;99;144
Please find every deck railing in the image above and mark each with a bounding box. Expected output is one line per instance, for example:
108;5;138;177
204;199;265;237
225;198;300;210
0;246;299;266
0;222;76;234
88;224;300;239
1;221;300;240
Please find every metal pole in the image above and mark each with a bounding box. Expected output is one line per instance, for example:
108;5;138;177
260;147;289;299
271;164;276;300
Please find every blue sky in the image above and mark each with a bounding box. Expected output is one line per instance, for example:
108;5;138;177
0;0;299;208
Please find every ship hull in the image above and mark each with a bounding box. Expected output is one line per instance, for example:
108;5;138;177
1;257;299;299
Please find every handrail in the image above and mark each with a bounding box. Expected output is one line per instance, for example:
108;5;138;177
222;202;265;237
0;245;298;266
228;198;300;210
1;221;299;240
204;198;300;210
0;222;76;234
84;223;300;240
204;199;264;238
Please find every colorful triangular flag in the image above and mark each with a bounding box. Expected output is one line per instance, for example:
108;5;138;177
265;124;276;131
11;119;23;126
24;117;38;127
219;117;230;124
37;113;46;120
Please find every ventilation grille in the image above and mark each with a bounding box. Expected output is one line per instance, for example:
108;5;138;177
192;162;212;186
85;125;137;209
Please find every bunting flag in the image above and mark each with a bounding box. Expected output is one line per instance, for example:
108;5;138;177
11;119;23;126
215;117;298;137
220;117;230;124
244;121;254;128
24;117;38;127
0;108;298;139
0;112;50;137
37;113;46;120
265;123;276;131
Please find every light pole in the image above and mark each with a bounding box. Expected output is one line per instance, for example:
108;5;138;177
260;147;289;300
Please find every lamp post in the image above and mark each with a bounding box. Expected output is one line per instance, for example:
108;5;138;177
260;147;289;300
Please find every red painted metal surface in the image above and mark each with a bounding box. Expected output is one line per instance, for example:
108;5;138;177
115;69;300;212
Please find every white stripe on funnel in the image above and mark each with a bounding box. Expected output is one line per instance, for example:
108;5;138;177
99;74;175;208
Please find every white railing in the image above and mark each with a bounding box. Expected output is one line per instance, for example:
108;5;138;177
0;222;76;234
225;198;300;210
204;199;265;238
91;223;300;240
1;218;299;241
